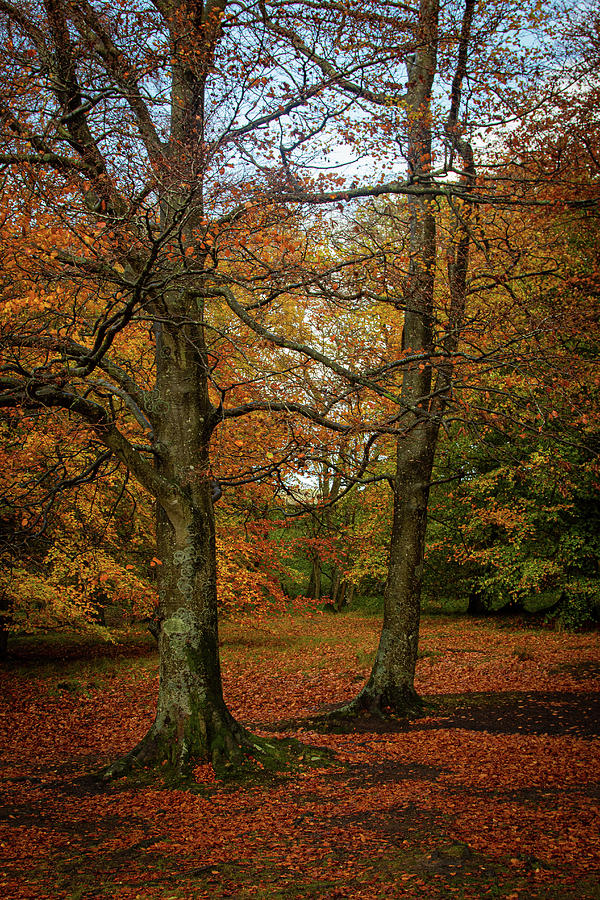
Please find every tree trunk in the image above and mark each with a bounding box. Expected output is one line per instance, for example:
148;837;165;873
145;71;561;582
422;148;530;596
333;579;347;612
467;590;488;615
337;0;440;719
330;567;340;606
307;553;322;600
147;496;246;771
353;424;436;714
0;588;9;660
104;316;250;777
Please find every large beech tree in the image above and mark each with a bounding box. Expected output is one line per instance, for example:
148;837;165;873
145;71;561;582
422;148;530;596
0;0;460;771
0;0;266;773
0;0;366;773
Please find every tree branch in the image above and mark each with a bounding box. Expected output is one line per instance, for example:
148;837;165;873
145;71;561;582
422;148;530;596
0;377;185;524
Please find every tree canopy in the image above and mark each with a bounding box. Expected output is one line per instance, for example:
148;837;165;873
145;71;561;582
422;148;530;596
0;0;598;774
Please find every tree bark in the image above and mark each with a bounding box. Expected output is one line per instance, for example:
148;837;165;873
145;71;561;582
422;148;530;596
0;588;9;659
353;423;436;713
104;314;250;776
337;0;440;718
467;590;488;615
333;578;347;612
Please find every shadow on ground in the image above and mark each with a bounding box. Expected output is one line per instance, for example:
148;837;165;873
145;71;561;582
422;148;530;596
305;690;600;739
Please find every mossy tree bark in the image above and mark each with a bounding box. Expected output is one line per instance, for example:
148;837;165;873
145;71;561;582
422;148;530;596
104;312;253;777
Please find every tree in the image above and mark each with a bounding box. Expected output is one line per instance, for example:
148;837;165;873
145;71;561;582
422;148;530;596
271;0;476;715
256;0;598;715
0;0;366;774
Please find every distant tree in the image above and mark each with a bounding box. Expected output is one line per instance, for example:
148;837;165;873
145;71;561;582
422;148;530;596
425;427;600;628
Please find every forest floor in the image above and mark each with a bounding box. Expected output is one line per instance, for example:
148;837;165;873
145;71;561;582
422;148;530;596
0;612;599;899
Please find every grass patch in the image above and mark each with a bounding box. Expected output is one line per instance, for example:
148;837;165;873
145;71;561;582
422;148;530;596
355;648;375;667
2;625;156;673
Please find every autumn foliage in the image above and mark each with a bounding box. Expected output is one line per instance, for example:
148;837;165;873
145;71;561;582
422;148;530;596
0;0;598;798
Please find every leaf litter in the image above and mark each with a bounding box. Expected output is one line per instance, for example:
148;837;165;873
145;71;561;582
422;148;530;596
0;614;598;898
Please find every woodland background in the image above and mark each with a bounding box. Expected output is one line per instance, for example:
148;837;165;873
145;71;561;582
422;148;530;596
0;0;599;896
0;0;598;648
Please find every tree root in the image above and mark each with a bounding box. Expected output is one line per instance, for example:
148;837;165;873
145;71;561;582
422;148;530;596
304;683;425;732
100;726;168;781
100;716;333;785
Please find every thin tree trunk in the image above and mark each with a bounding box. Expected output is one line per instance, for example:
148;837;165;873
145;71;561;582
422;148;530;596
467;590;487;615
327;0;477;721
335;0;440;718
0;588;9;659
333;579;347;612
354;423;437;713
330;567;340;605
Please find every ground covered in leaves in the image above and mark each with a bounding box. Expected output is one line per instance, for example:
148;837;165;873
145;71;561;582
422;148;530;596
1;613;599;899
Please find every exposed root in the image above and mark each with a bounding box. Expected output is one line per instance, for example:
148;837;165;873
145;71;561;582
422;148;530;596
305;682;424;732
100;726;167;781
100;716;334;785
355;679;424;716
